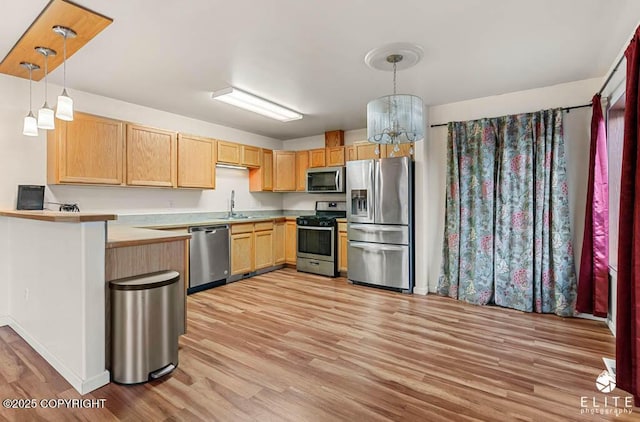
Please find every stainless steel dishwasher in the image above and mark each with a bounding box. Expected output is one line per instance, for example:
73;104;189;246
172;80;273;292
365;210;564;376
188;225;230;294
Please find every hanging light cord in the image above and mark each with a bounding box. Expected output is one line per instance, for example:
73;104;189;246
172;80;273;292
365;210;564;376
43;54;48;104
28;67;33;111
62;34;67;91
393;60;397;96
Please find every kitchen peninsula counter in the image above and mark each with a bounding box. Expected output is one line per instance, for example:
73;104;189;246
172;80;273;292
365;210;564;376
0;210;113;395
107;225;191;248
0;209;116;222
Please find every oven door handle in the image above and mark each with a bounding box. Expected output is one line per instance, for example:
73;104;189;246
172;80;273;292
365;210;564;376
298;226;333;231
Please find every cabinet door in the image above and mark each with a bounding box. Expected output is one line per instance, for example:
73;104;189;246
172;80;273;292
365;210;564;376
249;149;273;192
326;146;345;166
217;140;241;165
231;232;253;275
285;221;297;264
274;151;296;191
295;150;309;191
254;229;274;269
345;145;357;162
177;134;216;189
309;148;326;168
325;130;344;147
386;143;414;158
241;145;262;167
48;112;124;185
274;222;286;265
339;225;348;273
126;124;177;187
355;142;384;160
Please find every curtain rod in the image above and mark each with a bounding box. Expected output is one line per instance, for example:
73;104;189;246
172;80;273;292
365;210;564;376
429;103;593;128
598;52;626;96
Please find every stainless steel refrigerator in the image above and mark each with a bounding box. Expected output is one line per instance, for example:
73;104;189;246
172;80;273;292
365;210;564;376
346;156;414;293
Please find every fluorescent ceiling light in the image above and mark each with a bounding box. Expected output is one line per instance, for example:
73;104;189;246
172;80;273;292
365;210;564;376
211;87;303;122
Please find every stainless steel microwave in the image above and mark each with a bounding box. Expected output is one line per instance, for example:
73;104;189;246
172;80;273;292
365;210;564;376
306;166;346;193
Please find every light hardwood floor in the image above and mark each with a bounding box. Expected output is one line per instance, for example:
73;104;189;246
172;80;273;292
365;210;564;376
0;269;636;421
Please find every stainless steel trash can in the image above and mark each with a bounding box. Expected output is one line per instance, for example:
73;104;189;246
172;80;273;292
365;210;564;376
110;270;180;384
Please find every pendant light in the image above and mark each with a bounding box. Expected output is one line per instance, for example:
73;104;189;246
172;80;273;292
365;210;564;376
20;62;40;136
53;25;76;121
365;44;424;157
35;46;56;130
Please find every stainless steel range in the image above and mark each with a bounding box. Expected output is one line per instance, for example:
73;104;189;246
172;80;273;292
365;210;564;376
296;201;346;277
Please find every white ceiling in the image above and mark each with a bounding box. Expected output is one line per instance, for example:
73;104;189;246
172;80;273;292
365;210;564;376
2;0;639;140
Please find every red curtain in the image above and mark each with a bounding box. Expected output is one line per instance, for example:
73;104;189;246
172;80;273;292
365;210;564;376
576;95;609;317
617;27;640;404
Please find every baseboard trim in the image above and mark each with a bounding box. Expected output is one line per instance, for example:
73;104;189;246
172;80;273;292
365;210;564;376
8;317;109;395
608;319;616;337
575;312;607;322
413;286;429;296
0;315;9;327
81;371;110;394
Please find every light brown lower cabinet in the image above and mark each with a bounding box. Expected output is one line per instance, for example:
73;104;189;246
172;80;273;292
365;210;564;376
231;223;254;275
231;222;277;274
254;222;274;270
274;221;286;265
338;222;348;273
285;220;297;264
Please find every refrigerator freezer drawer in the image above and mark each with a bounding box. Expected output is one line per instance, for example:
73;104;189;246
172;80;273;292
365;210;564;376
348;223;409;245
348;241;409;290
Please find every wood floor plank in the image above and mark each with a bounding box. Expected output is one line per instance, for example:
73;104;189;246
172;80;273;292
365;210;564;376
0;268;636;421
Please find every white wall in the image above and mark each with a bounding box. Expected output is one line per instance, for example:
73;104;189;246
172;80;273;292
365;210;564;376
0;217;8;323
0;74;284;214
421;77;600;293
7;218;109;393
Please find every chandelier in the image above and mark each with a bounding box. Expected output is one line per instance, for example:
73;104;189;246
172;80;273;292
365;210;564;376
366;46;424;154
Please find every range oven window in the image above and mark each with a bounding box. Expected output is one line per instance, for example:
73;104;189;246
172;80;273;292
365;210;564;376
298;227;333;257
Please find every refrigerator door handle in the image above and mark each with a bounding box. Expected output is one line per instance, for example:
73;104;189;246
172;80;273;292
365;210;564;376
349;224;405;232
349;243;405;252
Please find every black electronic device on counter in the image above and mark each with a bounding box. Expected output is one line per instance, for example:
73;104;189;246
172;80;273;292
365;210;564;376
16;185;45;210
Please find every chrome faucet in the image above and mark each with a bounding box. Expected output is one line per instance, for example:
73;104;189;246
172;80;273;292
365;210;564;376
228;190;236;218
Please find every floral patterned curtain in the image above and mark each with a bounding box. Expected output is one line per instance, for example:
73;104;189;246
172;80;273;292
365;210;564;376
438;108;577;316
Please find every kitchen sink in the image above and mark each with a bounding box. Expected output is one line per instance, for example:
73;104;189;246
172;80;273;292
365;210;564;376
217;215;254;220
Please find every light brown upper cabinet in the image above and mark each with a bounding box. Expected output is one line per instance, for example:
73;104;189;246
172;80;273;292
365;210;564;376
345;145;357;162
296;150;309;191
249;149;273;192
126;124;177;187
217;141;261;167
354;141;384;160
308;148;327;168
326;146;345;166
273;151;296;191
217;140;241;165
47;112;124;185
241;145;262;168
325;130;344;147
386;143;414;158
177;134;216;189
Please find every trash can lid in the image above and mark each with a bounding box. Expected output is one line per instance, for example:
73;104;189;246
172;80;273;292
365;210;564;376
109;270;180;291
